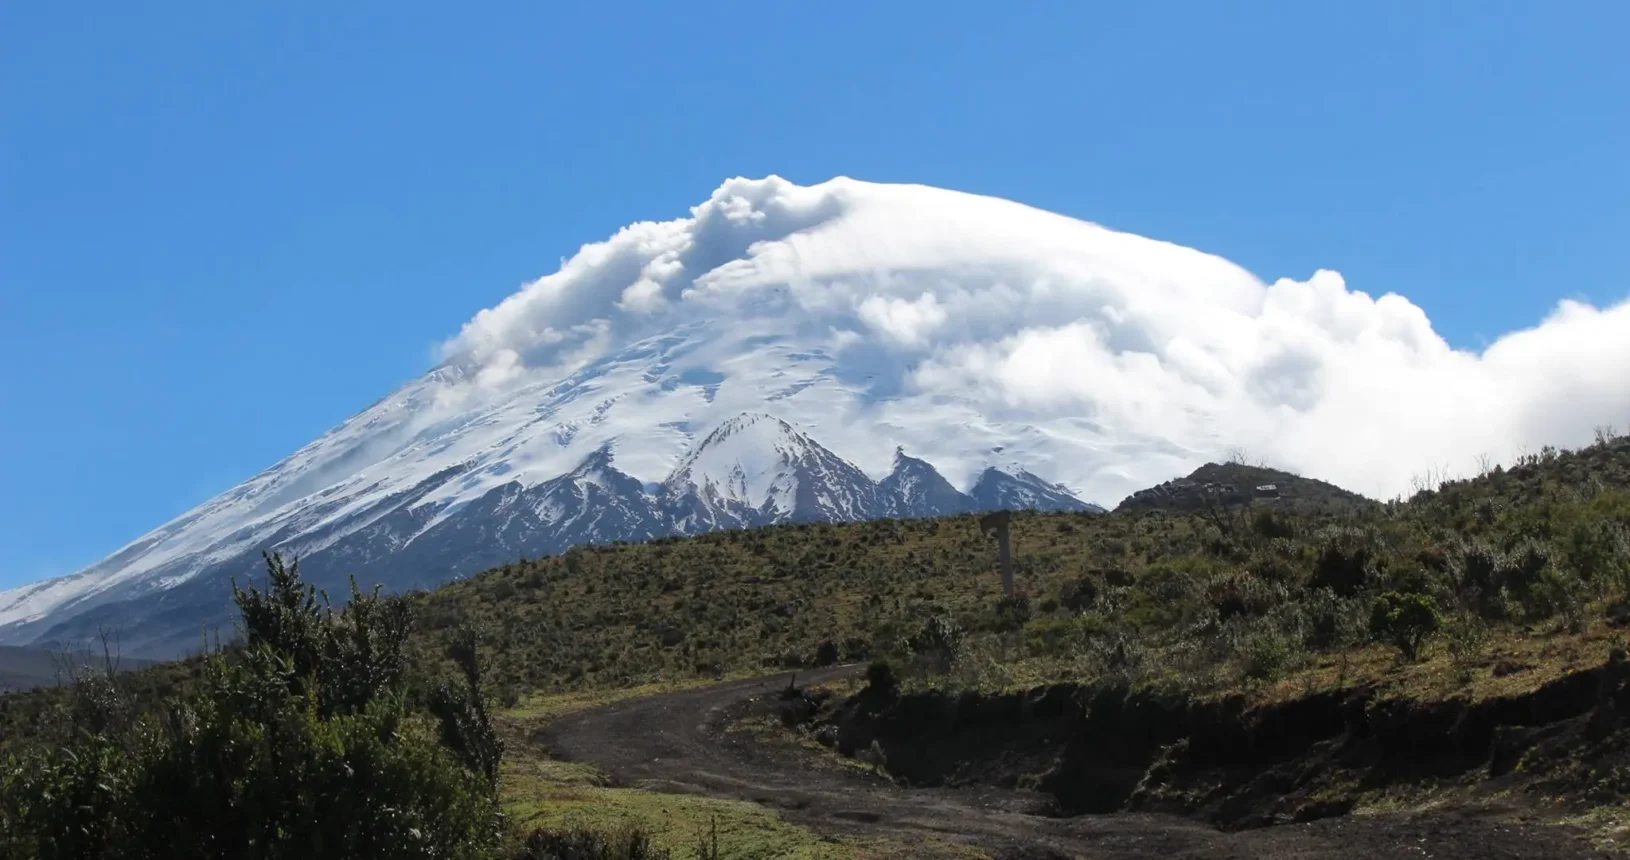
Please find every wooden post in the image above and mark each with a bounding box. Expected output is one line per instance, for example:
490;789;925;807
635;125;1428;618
978;511;1015;598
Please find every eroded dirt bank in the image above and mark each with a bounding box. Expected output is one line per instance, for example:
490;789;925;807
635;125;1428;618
793;654;1630;833
541;667;1616;859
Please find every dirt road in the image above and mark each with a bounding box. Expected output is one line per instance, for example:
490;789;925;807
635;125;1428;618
542;667;1616;859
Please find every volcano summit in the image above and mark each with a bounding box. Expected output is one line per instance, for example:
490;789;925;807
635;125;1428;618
5;176;1627;656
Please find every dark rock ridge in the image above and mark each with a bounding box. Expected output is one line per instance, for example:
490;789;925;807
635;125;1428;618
23;413;1101;658
1115;462;1375;516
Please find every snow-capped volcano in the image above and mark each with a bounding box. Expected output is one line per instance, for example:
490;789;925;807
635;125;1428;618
0;403;1091;656
881;448;972;518
8;174;1625;657
664;413;884;530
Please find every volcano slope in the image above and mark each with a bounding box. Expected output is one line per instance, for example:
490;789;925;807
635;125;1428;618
510;436;1630;857
537;667;1611;860
9;435;1630;855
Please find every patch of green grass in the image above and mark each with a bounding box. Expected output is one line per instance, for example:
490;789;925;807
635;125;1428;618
504;782;845;860
502;677;734;722
722;714;878;779
500;754;971;860
1557;805;1630;851
496;687;970;859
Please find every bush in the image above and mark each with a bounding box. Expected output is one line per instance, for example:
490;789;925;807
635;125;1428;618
1206;573;1286;621
0;554;505;860
1310;527;1380;596
1246;541;1304;587
1022;616;1080;657
1242;632;1294;683
1562;519;1630;589
1456;541;1504;605
1369;591;1442;662
1252;509;1297;540
1085;632;1152;684
1302;588;1365;651
989;594;1031;632
1505;539;1553;598
509;825;671;860
1456;539;1567;620
1059;574;1102;612
1524;567;1590;630
233;553;413;718
909;614;964;673
1444;612;1490;667
865;660;897;695
135;649;500;860
429;625;505;785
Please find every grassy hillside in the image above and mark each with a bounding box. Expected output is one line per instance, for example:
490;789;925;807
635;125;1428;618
8;433;1629;731
399;432;1630;706
6;431;1630;857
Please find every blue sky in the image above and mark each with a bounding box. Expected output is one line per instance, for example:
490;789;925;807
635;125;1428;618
1;1;1626;588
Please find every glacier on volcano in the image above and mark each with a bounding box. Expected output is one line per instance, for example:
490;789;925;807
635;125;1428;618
4;175;1628;656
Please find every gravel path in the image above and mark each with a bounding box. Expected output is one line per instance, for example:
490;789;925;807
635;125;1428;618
541;668;1616;859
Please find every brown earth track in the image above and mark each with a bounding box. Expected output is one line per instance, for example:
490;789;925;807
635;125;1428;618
541;667;1615;859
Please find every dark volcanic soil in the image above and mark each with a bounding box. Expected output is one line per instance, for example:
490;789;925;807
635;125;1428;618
541;667;1615;859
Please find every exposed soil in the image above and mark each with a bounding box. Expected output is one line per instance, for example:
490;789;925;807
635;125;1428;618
540;666;1617;859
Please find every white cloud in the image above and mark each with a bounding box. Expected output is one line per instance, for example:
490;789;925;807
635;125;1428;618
857;292;949;346
440;175;1630;501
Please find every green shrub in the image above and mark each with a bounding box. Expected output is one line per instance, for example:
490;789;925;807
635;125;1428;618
1562;519;1630;588
233;553;413;718
429;625;505;785
1121;567;1202;628
0;554;504;860
508;825;672;860
1246;540;1304;586
1504;539;1553;597
1058;574;1102;612
1251;509;1296;540
1369;591;1442;662
1022;616;1080;657
1524;567;1590;630
135;649;500;860
1310;527;1380;596
1241;632;1294;683
1444;612;1490;667
986;594;1032;632
1206;573;1286;621
865;660;897;695
910;614;964;673
1456;540;1504;606
1301;588;1364;651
